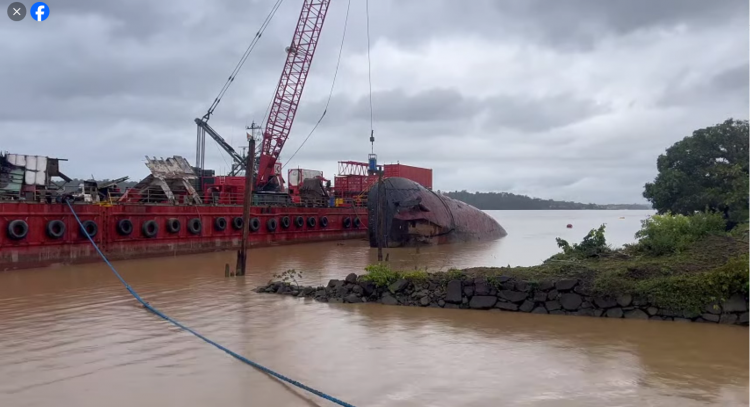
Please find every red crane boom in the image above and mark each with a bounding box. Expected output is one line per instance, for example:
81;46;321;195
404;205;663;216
257;0;331;191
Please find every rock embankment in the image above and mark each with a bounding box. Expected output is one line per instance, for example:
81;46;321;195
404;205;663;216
254;272;749;326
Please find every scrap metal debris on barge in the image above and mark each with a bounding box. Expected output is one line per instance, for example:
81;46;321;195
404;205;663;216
366;177;507;247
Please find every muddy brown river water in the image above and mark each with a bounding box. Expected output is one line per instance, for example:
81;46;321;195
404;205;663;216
0;211;747;406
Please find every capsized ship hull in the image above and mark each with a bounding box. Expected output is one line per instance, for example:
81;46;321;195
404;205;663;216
366;177;506;247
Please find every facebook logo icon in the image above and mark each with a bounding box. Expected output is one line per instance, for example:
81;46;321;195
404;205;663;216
30;2;49;21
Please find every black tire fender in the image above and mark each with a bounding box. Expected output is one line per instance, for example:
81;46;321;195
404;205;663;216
116;219;133;236
214;217;227;231
142;220;158;238
232;217;243;230
267;218;278;232
46;220;65;239
249;217;260;232
187;218;202;235
7;219;29;240
80;220;98;238
167;218;181;233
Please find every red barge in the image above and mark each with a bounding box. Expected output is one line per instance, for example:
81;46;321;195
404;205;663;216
0;153;433;271
0;0;435;271
0;153;369;271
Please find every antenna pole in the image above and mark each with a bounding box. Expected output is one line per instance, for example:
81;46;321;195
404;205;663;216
236;136;256;276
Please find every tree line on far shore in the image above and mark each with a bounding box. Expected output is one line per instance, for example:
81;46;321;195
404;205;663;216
440;191;650;210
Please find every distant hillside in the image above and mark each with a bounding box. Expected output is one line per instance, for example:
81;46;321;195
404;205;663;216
441;190;651;210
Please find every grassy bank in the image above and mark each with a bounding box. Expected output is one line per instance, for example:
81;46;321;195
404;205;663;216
362;213;749;314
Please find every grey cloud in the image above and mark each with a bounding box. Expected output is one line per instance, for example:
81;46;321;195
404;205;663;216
492;0;747;49
298;89;606;134
658;62;749;108
482;94;610;133
366;89;479;123
5;0;340;100
55;0;297;41
712;63;750;93
297;88;480;124
366;0;747;51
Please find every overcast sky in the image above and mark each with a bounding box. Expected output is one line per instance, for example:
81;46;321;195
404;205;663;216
1;0;747;204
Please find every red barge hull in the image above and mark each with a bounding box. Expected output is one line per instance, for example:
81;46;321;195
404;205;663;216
0;202;367;271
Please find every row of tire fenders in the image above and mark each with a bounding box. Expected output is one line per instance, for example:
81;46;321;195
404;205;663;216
5;215;363;241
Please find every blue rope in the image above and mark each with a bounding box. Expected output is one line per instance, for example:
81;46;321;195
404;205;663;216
65;200;357;407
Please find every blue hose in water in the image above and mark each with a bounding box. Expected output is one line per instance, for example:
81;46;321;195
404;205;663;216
65;200;357;407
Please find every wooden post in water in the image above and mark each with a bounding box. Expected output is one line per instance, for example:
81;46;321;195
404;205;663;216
237;136;256;276
377;169;385;262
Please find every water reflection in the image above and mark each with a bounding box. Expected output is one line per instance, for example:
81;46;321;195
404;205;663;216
334;302;749;406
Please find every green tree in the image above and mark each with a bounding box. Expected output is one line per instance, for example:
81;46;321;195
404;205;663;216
555;224;610;259
643;118;749;229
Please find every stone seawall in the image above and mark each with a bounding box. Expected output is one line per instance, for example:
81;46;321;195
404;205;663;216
255;272;749;326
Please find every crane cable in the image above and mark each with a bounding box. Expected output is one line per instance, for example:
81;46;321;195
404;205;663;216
281;0;352;170
365;0;374;135
204;0;286;120
64;200;357;407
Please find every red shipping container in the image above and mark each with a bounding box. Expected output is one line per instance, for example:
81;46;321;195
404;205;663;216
364;175;378;190
335;176;349;192
347;175;364;192
383;164;433;189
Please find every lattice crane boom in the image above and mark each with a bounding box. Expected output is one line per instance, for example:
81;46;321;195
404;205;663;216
257;0;331;191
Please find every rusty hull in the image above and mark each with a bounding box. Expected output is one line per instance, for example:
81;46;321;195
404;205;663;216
367;177;507;247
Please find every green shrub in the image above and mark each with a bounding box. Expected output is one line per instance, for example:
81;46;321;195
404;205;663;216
446;268;464;280
554;224;611;259
400;269;429;283
360;264;429;287
361;263;400;287
634;212;726;255
634;254;749;312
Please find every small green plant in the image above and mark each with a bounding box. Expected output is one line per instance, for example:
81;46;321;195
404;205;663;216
360;263;400;287
487;274;508;288
634;212;726;256
360;264;430;287
446;268;464;280
273;269;303;289
555;224;610;259
401;269;429;283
